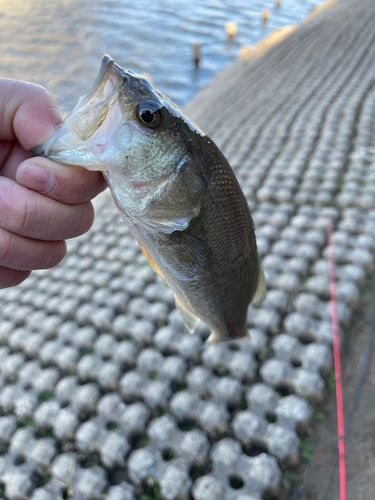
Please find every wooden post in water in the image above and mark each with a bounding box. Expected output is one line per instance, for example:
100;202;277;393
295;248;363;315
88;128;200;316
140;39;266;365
193;43;200;68
262;9;270;27
225;21;238;40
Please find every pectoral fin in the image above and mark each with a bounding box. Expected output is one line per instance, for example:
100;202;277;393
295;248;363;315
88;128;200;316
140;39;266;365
175;297;199;333
138;156;206;234
252;265;267;306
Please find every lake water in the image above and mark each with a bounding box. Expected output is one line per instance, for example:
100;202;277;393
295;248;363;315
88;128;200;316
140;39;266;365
0;0;323;113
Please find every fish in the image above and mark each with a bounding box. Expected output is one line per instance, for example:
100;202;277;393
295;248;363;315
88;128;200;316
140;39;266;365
32;55;266;343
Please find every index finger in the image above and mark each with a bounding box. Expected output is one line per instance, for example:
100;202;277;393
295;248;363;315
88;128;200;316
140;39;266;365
0;78;62;150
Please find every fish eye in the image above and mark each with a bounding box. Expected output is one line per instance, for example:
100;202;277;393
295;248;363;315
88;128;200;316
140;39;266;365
137;100;163;129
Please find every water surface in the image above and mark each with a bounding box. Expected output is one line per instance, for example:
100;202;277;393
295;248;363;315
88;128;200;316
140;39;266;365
0;0;323;112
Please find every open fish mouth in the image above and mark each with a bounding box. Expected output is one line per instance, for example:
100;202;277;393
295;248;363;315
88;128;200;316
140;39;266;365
31;55;127;169
31;54;204;171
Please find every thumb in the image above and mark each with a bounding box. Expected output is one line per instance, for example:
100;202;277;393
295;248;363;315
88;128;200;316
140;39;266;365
0;78;63;150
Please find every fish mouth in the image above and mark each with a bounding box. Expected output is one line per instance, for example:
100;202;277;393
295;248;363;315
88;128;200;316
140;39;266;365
31;54;127;170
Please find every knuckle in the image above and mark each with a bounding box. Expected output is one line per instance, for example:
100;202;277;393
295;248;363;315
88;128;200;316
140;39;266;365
53;170;106;205
0;230;14;266
13;196;37;235
0;180;39;236
66;202;94;238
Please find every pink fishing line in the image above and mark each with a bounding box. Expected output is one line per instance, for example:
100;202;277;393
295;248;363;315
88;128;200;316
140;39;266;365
326;218;347;500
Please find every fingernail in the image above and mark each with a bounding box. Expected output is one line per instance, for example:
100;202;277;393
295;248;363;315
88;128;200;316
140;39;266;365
16;163;54;194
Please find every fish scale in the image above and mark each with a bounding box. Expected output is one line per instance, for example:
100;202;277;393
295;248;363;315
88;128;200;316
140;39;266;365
133;150;259;342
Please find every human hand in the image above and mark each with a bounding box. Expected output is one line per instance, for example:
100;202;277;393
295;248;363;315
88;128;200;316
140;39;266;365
0;79;107;288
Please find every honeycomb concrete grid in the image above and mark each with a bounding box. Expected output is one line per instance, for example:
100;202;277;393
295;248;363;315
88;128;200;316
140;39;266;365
1;0;375;498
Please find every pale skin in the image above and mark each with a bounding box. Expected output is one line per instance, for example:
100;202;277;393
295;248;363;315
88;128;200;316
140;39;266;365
0;79;107;288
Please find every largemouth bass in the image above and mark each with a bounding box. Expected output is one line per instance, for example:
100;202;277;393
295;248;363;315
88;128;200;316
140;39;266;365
32;55;266;343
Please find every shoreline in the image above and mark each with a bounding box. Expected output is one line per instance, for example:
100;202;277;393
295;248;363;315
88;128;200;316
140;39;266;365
239;0;340;61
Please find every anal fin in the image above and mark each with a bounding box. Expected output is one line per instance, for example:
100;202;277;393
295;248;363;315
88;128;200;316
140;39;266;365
252;265;267;306
175;299;199;333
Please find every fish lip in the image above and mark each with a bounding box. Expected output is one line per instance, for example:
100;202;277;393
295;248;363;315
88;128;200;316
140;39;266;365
96;54;115;87
80;55;136;108
80;54;117;103
101;55;132;88
101;54;113;67
30;54;126;162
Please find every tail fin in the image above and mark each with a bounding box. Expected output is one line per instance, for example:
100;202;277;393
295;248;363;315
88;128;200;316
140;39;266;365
206;328;250;344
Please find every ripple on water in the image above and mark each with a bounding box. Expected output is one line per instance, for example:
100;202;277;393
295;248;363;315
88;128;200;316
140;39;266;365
0;0;323;112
